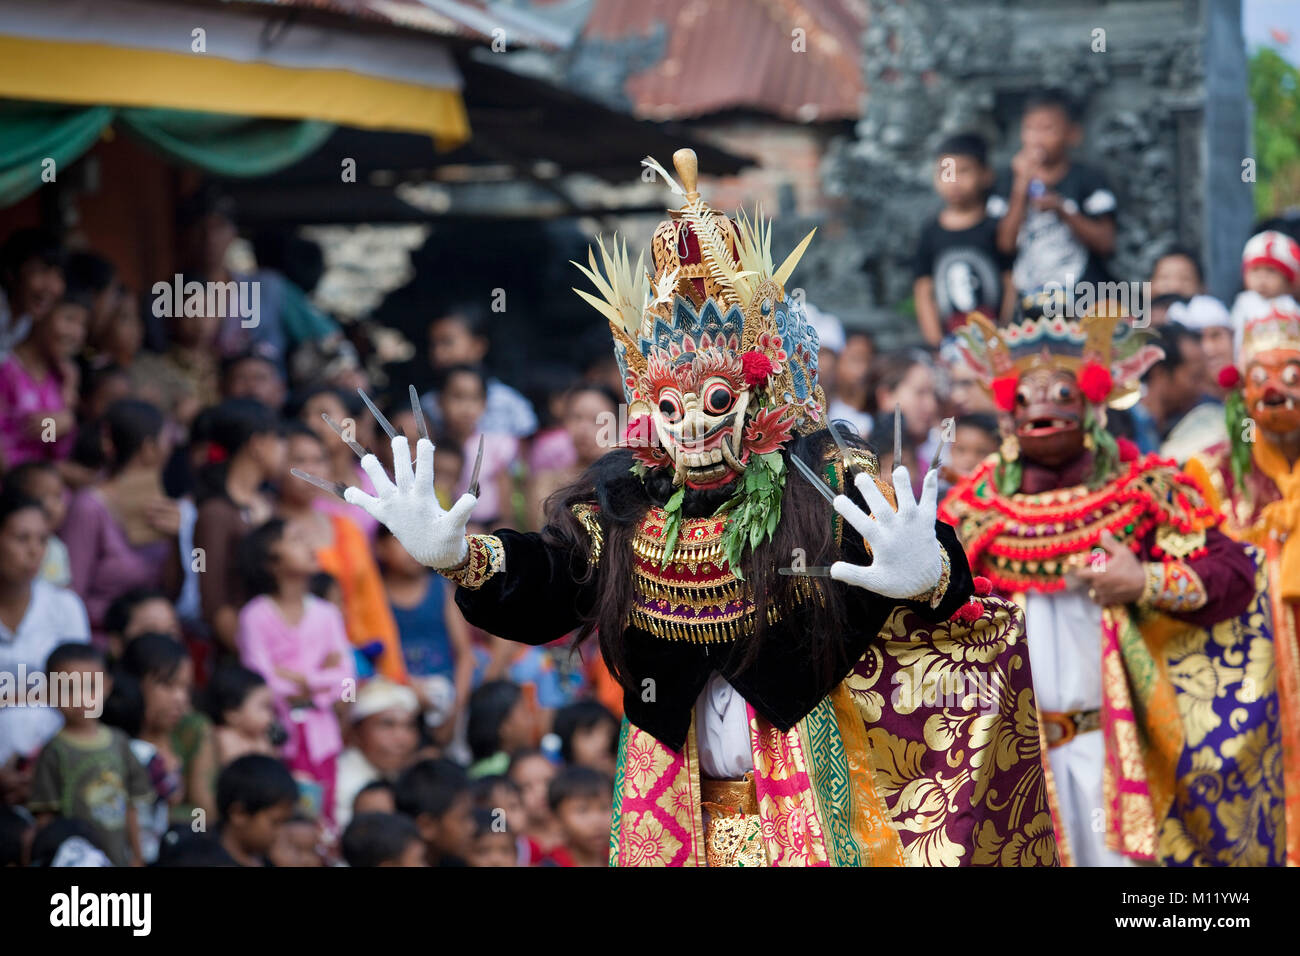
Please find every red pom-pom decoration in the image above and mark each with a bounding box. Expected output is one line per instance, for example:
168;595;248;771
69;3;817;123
951;600;983;623
741;350;776;387
972;576;992;597
1218;365;1241;389
991;375;1019;412
1078;361;1113;404
1117;437;1138;463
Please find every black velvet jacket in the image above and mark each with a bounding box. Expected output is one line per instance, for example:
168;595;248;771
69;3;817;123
456;441;973;753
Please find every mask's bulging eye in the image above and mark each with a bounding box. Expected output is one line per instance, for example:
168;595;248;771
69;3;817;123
1015;386;1032;407
1051;383;1075;403
658;392;684;423
703;380;736;415
1251;366;1268;385
1284;366;1300;387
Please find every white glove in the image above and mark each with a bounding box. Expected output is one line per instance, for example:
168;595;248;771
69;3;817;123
830;465;943;600
343;435;477;569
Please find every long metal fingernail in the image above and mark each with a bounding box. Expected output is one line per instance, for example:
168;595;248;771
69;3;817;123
467;434;485;497
409;384;431;443
928;438;946;474
893;403;902;469
358;388;398;440
290;468;349;500
322;413;371;460
791;455;836;505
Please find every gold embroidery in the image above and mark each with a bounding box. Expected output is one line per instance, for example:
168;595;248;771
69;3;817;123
629;507;820;643
437;534;503;590
571;502;604;568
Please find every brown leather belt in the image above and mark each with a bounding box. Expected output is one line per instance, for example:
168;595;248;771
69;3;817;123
700;772;759;817
1041;708;1101;749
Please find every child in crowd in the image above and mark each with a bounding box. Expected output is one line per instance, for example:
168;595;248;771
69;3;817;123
28;643;152;866
870;350;941;483
100;666;180;864
1229;229;1300;337
192;398;286;654
279;421;407;683
1167;295;1236;397
352;779;398;817
913;133;1014;345
543;766;613;868
205;664;280;766
394;757;475;867
376;522;473;726
508;749;562;863
0;293;87;469
102;587;182;660
1149;246;1205;300
236;518;355;827
471;774;529;864
340;812;425;867
552;700;619;779
0;490;90;802
945;413;1001;482
118;633;216;828
0;228;65;358
436;364;518;530
215;753;299;867
467;680;536;778
467;807;518;867
989;89;1117;295
333;678;420;829
290;385;379;537
269;813;325;867
3;461;70;586
420;304;537;439
825;330;876;437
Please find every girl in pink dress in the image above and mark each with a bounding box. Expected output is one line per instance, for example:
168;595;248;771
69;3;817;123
235;518;355;829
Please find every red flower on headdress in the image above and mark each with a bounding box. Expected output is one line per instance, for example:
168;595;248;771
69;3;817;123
1078;362;1113;404
741;350;776;387
991;375;1019;412
1117;438;1139;463
1218;365;1242;389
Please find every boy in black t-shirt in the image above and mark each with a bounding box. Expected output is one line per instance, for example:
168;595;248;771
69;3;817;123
913;133;1014;346
988;89;1117;296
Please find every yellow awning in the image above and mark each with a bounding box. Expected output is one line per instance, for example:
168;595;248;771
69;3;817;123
0;34;469;147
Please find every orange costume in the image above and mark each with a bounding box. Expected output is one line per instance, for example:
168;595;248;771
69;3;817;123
316;512;409;684
1187;302;1300;865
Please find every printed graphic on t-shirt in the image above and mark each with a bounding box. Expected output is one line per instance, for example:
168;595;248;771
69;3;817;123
933;246;1002;316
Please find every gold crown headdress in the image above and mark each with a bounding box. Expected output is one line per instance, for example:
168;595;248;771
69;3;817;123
955;305;1163;411
572;148;825;431
1240;301;1300;366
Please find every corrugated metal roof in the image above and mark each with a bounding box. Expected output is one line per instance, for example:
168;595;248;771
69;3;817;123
217;0;566;47
573;0;866;121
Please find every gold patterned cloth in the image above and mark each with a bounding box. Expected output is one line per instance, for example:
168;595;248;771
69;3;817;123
701;774;768;866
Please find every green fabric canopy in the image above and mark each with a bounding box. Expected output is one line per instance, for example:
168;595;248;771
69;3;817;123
0;100;335;207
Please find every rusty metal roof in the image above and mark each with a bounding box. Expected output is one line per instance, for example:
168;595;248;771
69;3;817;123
573;0;866;121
